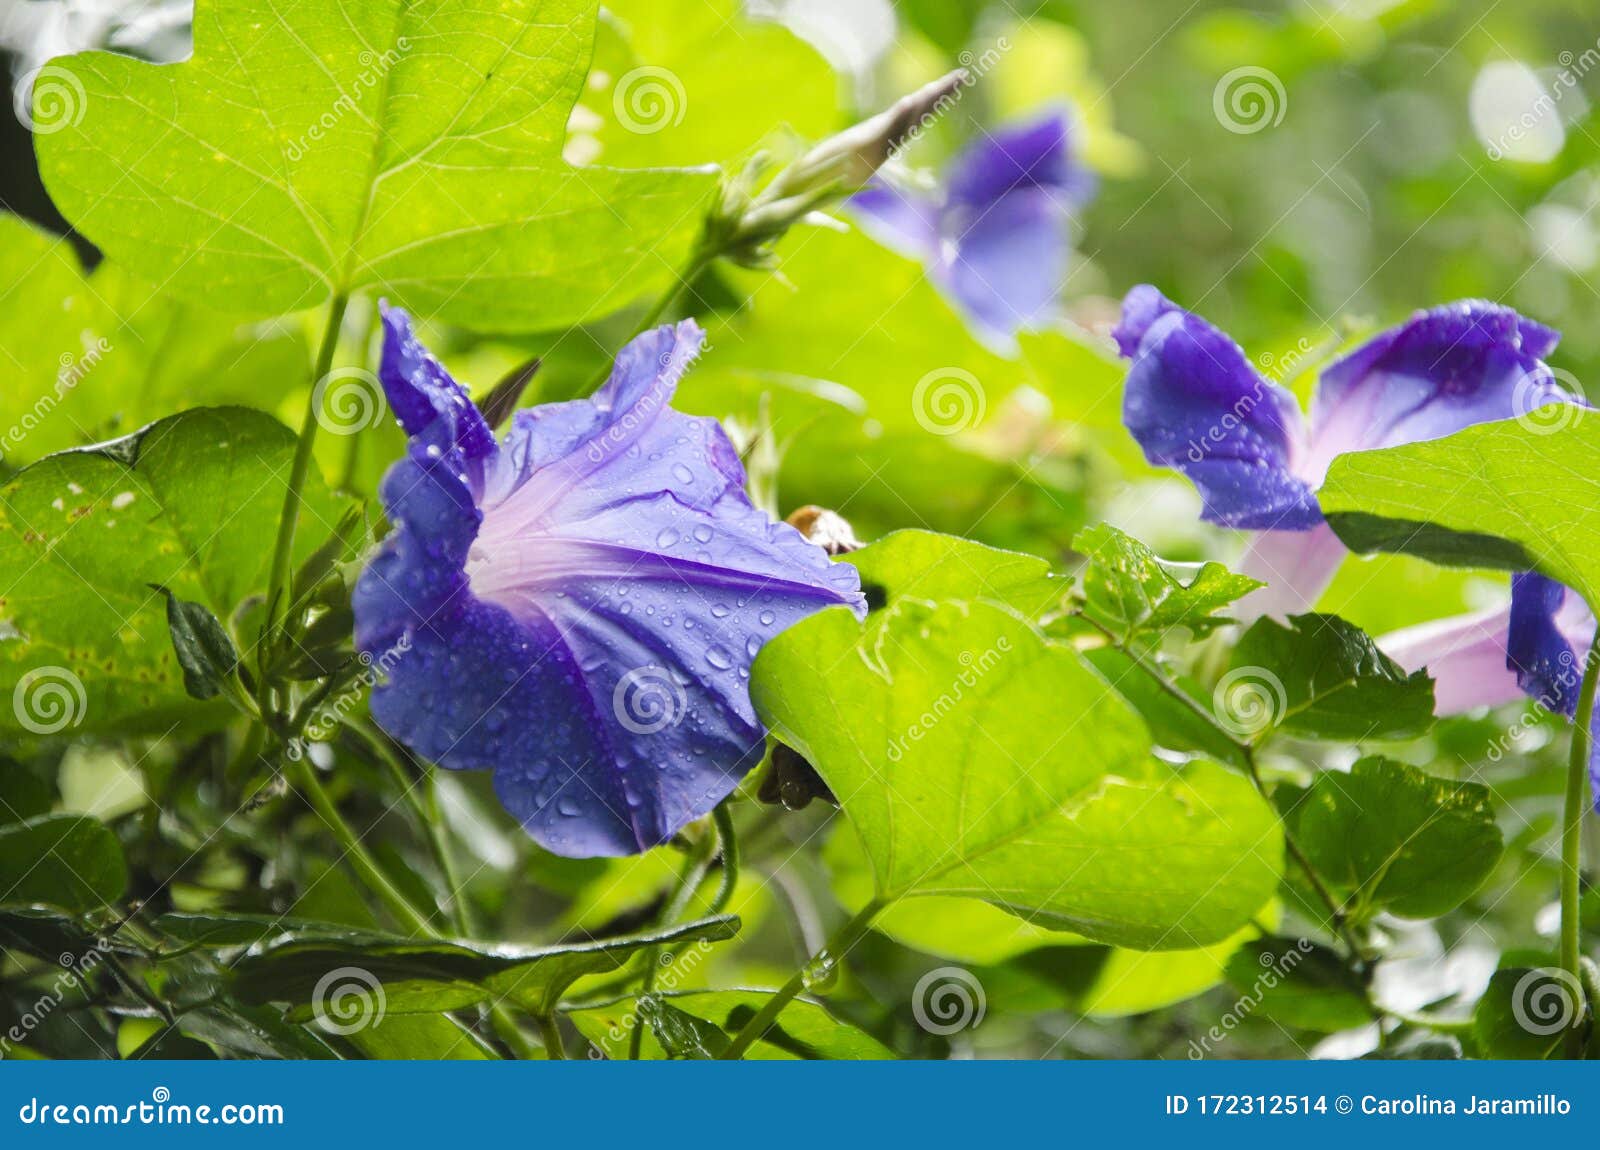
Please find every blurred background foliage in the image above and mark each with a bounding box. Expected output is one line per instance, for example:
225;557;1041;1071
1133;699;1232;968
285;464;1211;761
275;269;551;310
1;0;1597;1060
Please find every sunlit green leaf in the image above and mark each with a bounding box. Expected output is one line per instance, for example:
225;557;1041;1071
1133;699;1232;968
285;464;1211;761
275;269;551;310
37;0;718;331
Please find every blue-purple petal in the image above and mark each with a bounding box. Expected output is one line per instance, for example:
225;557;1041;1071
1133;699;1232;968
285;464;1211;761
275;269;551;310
941;186;1068;335
945;111;1095;212
1305;301;1573;482
1508;572;1600;808
849;184;942;264
356;319;865;856
1116;286;1320;530
378;304;496;466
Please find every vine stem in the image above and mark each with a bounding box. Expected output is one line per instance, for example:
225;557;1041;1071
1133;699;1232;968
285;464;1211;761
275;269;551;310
264;294;349;659
288;752;545;1058
719;898;883;1060
288;755;430;935
1561;629;1599;1058
576;252;710;399
1074;613;1367;962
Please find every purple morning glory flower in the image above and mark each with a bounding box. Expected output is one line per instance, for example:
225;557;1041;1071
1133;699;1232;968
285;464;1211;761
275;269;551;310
353;308;866;857
1115;286;1598;800
850;110;1094;340
1114;285;1576;618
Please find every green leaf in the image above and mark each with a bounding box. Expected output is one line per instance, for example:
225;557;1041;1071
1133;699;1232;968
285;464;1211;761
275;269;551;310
227;914;739;1017
0;215;311;466
344;1013;495;1060
635;996;730;1059
704;228;1024;433
824;827;1256;1014
0;815;127;912
152;586;240;701
37;0;718;331
1082;648;1246;767
1280;756;1503;920
571;990;896;1060
1472;966;1584;1060
752;599;1281;948
844;529;1070;620
1225;613;1435;741
1073;523;1261;641
1319;417;1599;601
0;407;345;733
577;0;838;167
1223;936;1373;1032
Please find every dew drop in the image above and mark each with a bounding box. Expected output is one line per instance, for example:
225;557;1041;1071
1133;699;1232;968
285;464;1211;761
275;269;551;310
706;645;734;670
655;527;680;549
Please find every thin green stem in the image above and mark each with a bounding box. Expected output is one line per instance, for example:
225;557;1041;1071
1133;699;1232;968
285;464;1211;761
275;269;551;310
264;294;349;662
628;832;716;1059
534;1012;567;1060
577;252;710;399
1561;630;1599;1057
288;755;430;935
719;899;883;1060
337;304;382;494
709;803;740;915
1076;613;1367;964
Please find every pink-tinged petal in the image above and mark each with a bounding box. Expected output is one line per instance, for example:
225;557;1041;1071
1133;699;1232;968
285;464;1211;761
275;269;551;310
1378;603;1523;713
1232;523;1347;622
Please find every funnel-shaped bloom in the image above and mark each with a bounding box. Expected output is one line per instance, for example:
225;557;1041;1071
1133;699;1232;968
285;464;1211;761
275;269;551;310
354;309;865;857
1114;286;1572;617
1116;288;1597;804
851;110;1094;339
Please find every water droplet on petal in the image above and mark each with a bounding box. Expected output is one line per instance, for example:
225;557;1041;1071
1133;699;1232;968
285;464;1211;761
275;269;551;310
706;645;734;670
758;610;776;626
692;524;713;544
656;527;680;549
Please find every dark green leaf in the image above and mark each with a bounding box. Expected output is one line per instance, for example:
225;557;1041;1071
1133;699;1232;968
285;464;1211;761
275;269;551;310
1280;756;1502;920
1472;966;1586;1060
1226;614;1435;741
1224;937;1372;1032
571;990;896;1060
152;585;239;701
230;914;739;1017
637;996;730;1059
0;815;126;912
